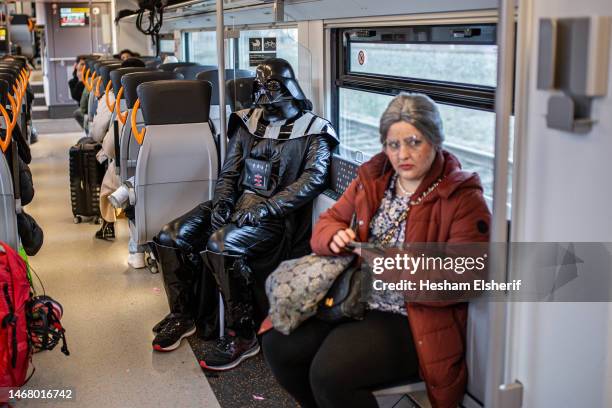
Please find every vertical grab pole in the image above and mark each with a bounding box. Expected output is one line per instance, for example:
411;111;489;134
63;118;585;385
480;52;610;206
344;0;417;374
216;0;227;338
5;1;12;55
89;0;94;53
485;0;516;407
216;0;227;163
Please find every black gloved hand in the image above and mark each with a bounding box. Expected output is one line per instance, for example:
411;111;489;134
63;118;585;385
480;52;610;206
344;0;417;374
210;201;233;231
231;203;270;228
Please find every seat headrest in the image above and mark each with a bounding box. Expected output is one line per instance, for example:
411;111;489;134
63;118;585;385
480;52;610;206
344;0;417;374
0;66;21;77
158;62;198;72
0;62;23;72
195;69;255;104
94;60;120;75
111;67;155;96
226;77;255;111
0;57;26;70
173;65;217;80
122;71;183;109
99;63;123;89
137;80;212;125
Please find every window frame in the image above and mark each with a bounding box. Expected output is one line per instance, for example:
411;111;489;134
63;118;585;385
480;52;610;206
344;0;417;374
330;24;500;130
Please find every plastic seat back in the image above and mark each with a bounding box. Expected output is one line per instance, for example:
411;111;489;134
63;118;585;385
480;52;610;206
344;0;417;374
133;80;217;245
119;71;183;183
226;77;255;111
0;79;18;250
173;65;216;80
196;69;255;134
158;62;198;72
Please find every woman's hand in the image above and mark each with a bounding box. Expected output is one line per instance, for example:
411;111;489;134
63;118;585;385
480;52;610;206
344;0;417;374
329;228;357;254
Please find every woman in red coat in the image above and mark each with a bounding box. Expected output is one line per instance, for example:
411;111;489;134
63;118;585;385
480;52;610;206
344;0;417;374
262;93;491;408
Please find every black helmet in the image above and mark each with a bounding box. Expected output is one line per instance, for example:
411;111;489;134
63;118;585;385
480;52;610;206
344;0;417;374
253;58;307;106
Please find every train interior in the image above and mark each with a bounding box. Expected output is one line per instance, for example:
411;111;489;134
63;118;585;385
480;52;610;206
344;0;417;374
1;0;612;407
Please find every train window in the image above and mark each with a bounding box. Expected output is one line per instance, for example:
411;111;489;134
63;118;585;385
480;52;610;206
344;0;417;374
236;28;298;73
348;43;497;87
184;31;235;67
184;31;217;65
333;24;512;206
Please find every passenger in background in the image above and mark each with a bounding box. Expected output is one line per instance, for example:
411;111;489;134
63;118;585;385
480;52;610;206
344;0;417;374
151;59;338;371
262;93;491;408
94;57;146;241
69;56;87;129
117;49;140;61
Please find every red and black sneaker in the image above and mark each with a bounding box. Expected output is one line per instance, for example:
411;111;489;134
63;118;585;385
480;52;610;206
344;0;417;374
199;331;260;371
152;317;196;352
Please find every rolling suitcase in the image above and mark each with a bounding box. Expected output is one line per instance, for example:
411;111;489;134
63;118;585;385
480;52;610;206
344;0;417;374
69;139;105;224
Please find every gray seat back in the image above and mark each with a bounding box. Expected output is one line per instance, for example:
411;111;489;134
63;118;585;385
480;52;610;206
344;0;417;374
226;77;255;112
174;65;216;80
196;69;255;134
158;62;198;72
110;67;156;178
140;56;162;69
0;153;18;250
133;80;218;245
118;71;182;181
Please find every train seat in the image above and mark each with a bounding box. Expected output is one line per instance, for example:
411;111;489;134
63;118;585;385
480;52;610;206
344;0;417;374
117;70;182;183
0;78;21;250
87;60;120;129
226;77;255;112
173;65;217;80
140;56;162;69
131;79;218;245
195;69;255;133
158;62;198;72
110;67;157;179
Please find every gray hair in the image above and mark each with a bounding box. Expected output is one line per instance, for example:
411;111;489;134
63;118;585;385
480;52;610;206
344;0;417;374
379;92;444;148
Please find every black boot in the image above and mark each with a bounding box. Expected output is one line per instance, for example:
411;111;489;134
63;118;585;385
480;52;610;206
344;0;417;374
200;251;259;371
95;221;115;241
149;241;218;341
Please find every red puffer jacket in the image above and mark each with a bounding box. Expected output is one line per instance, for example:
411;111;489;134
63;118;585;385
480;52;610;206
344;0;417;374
311;150;491;407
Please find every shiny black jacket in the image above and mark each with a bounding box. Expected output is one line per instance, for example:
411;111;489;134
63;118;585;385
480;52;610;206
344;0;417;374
213;109;338;219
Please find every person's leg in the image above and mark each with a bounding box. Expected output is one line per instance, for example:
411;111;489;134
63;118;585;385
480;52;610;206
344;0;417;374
96;161;119;240
262;319;334;408
151;201;214;351
201;218;286;370
309;311;420;408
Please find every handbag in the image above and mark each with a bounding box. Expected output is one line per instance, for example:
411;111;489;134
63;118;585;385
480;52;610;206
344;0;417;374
317;177;444;323
265;253;355;335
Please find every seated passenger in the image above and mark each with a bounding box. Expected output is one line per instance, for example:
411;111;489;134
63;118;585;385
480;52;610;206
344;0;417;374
95;58;146;241
151;59;338;371
69;56;87;128
262;93;491;408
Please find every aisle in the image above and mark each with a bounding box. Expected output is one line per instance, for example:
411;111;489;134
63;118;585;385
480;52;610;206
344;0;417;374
20;121;220;408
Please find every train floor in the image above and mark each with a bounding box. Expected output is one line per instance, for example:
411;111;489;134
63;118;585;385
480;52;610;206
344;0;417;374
17;119;220;408
16;118;420;408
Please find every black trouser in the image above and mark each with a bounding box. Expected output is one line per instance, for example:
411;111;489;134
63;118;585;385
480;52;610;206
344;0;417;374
262;311;420;408
156;199;286;334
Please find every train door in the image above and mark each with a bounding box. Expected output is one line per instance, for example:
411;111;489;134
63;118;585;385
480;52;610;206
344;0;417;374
43;2;112;112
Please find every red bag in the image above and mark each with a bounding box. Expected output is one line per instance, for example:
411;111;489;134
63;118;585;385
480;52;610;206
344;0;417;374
0;241;32;403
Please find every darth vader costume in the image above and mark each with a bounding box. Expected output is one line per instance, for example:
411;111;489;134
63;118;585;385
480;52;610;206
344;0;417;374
151;58;338;367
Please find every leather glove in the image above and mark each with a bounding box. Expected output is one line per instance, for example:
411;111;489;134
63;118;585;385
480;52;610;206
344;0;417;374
210;201;233;231
231;203;270;228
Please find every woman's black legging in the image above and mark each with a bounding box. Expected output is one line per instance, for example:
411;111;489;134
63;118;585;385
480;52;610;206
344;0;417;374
262;311;420;408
